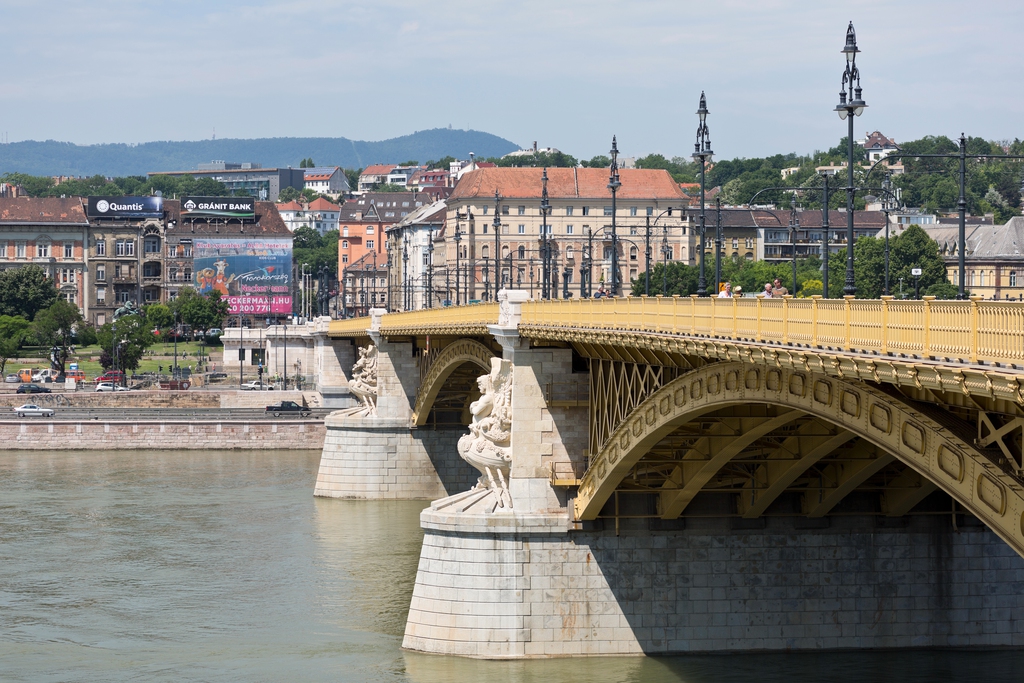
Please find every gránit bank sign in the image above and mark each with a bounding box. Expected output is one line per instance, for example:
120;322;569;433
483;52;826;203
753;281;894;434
181;196;255;219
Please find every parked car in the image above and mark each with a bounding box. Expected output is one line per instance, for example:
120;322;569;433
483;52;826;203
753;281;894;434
32;369;57;383
4;373;19;383
95;370;125;383
265;401;311;417
95;382;116;392
12;404;54;418
17;384;51;394
241;380;273;391
17;369;37;383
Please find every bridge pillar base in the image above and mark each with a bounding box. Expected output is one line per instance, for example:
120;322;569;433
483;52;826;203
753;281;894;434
403;511;1024;658
315;414;477;499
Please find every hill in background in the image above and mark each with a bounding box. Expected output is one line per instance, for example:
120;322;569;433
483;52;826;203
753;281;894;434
0;128;520;177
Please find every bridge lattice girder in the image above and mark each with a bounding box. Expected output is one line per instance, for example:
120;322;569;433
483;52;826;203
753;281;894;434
575;361;1024;558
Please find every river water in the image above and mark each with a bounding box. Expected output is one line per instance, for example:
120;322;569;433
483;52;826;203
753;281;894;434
1;449;1020;683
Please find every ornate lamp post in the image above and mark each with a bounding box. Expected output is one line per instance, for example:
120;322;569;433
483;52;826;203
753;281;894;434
608;136;621;296
661;224;671;295
644;215;653;296
453;211;463;305
540;168;551;299
491;190;502;301
834;22;867;296
693;92;713;296
788;197;800;294
820;172;832;297
714;196;723;294
402;233;410;311
581;227;594;298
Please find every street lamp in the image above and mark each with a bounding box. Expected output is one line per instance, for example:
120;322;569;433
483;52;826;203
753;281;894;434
834;21;867;296
540;168;551;300
491;190;502;301
454;211;465;305
608;136;621;296
693;91;713;297
714;197;723;294
788;197;799;294
580;227;594;298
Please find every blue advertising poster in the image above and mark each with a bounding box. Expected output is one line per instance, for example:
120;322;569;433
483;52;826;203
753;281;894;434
87;196;163;219
192;237;292;315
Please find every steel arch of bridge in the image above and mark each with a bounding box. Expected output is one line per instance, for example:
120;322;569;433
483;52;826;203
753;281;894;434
575;361;1024;558
412;339;495;426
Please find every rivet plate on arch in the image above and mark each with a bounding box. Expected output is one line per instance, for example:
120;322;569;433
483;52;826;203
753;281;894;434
789;373;806;398
869;403;891;434
841;390;861;418
901;421;926;455
937;444;965;483
814;379;833;406
977;474;1007;516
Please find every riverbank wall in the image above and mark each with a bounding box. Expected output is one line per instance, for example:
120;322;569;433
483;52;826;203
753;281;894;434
0;418;325;450
0;390;319;410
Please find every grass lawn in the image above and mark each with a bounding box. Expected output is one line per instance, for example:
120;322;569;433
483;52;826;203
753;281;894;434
11;341;225;379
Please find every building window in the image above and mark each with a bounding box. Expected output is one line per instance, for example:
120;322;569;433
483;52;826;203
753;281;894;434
732;238;739;249
342;240;349;249
37;242;50;258
1011;271;1018;287
630;207;638;216
566;206;574;216
96;288;106;304
518;206;526;215
746;238;754;249
60;268;76;284
566;246;574;258
95;240;106;256
501;206;510;215
518;225;526;234
64;242;74;259
367;240;374;249
343;227;349;236
646;207;654;216
603;207;613;216
366;226;374;234
0;241;6;259
16;242;26;259
482;246;489;258
341;254;349;263
144;237;160;255
96;313;105;326
118;291;130;303
518;246;525;259
630;246;638;260
481;205;489;215
96;265;106;281
116;239;135;256
566;225;574;235
582;207;590;216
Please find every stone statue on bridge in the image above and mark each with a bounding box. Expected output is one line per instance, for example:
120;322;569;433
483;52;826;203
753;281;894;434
458;357;514;508
347;345;378;416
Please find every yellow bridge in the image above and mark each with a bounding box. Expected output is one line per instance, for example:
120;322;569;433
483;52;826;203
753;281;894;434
329;295;1024;558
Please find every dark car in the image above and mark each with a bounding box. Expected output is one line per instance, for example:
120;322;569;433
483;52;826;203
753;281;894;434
265;401;311;417
17;384;51;394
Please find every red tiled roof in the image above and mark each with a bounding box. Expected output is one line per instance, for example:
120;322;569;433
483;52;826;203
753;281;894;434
450;167;686;201
0;196;88;224
277;200;303;211
307;197;341;211
360;164;394;176
305;173;333;181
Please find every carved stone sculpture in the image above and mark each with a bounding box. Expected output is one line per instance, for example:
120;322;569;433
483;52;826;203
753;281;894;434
457;357;514;508
347;345;378;416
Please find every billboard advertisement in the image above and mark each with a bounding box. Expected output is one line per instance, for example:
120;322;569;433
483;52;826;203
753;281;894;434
87;196;163;219
193;238;292;315
181;196;256;219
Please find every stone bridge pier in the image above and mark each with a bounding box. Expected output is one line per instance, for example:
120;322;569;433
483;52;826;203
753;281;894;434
316;294;1024;658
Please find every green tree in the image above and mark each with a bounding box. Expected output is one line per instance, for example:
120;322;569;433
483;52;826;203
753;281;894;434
582;155;611;169
400;160;419;167
144;303;174;331
344;168;361;189
75;324;98;347
425;156;456;170
172;288;229;335
97;314;154;373
32;299;84;374
0;315;30;376
277;186;301;203
0;172;55;196
0;266;58;320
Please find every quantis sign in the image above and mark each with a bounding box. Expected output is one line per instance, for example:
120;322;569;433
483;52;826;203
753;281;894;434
181;196;256;219
87;196;163;219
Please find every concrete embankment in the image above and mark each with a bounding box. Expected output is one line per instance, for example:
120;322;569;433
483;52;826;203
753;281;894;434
0;390;327;450
0;418;325;450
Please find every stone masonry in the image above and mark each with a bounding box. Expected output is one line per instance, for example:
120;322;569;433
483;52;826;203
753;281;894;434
0;419;324;450
315;414;477;499
403;511;1024;657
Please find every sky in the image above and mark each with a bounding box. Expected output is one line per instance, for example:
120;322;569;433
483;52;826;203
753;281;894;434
1;0;1021;162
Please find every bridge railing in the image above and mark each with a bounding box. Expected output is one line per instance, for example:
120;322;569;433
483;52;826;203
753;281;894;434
520;295;1024;366
329;302;501;338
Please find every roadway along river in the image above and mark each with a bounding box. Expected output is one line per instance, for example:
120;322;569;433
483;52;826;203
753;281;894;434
1;449;1021;683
